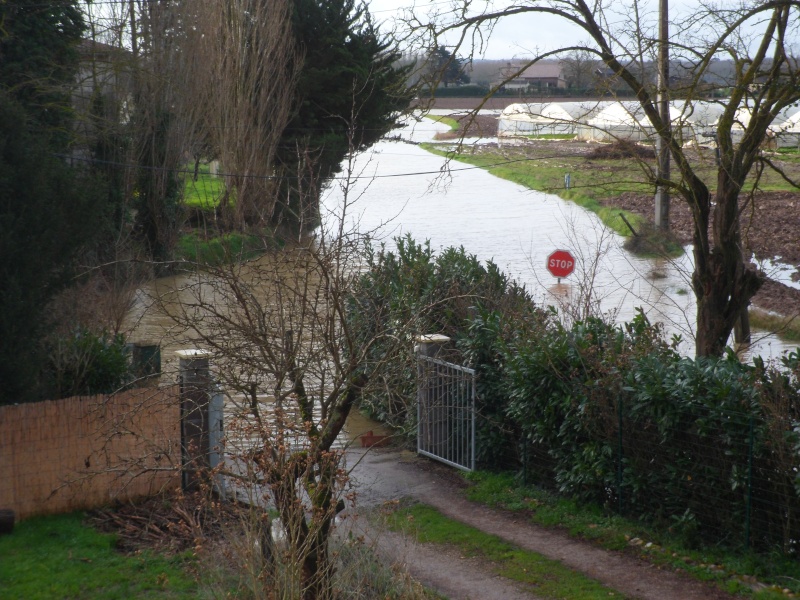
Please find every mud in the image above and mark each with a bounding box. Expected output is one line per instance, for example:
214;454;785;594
344;447;738;600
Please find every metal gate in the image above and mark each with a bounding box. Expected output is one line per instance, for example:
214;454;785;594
417;355;476;471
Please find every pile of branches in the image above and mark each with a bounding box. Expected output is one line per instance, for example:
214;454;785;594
89;491;235;554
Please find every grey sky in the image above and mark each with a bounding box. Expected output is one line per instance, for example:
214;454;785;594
366;0;783;61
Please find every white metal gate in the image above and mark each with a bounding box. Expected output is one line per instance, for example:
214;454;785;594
417;355;476;471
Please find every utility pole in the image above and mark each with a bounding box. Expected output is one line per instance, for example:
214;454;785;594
655;0;670;230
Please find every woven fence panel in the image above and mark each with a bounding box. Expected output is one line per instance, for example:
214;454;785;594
0;386;181;519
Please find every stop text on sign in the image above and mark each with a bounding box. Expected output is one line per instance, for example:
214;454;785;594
547;249;575;278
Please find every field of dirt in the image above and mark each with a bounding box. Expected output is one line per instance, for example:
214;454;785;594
434;106;800;321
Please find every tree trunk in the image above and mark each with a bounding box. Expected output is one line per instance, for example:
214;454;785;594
692;184;763;356
299;446;347;600
301;530;332;600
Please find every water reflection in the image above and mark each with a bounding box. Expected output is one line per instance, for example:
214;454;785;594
127;117;796;367
321;117;796;360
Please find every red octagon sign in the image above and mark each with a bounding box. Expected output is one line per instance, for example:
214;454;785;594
547;249;575;278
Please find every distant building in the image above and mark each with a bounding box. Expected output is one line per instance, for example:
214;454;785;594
496;61;567;91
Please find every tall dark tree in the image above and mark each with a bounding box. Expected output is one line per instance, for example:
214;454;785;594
429;45;471;88
0;0;84;147
0;94;108;404
0;2;114;403
274;0;413;230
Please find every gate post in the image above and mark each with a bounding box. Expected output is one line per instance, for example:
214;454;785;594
416;334;450;359
416;335;450;459
177;349;214;491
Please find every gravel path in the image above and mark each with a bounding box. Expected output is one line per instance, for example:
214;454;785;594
344;446;737;600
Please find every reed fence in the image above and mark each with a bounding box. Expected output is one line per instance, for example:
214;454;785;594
0;386;181;519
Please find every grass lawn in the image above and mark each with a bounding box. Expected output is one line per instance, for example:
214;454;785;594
0;512;204;600
182;162;226;210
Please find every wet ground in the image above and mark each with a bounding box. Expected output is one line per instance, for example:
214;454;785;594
434;107;800;322
344;446;738;600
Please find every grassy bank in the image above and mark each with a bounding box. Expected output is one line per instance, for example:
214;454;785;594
420;142;654;242
749;309;800;342
176;231;267;266
0;513;202;600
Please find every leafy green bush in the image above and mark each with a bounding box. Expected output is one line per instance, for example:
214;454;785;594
47;328;131;398
348;235;800;555
348;235;539;437
503;314;800;552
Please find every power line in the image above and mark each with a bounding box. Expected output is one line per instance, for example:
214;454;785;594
57;148;563;182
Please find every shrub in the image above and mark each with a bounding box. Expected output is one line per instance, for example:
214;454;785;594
349;235;800;554
47;328;131;398
349;235;539;436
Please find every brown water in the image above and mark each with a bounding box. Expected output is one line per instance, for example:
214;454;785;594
126;118;796;386
321;117;797;361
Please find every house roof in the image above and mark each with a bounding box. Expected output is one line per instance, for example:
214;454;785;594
518;63;564;80
78;39;132;61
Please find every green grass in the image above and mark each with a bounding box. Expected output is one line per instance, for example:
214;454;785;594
384;502;629;600
749;308;800;342
775;146;800;155
463;471;800;599
0;512;202;600
176;231;267;266
420;142;651;241
425;114;460;131
182;163;227;210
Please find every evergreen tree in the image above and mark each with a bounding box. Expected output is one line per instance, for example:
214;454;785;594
274;0;413;229
430;45;471;88
0;93;108;403
0;2;114;403
0;0;84;147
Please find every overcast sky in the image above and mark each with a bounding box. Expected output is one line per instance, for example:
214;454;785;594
368;0;588;60
365;0;782;61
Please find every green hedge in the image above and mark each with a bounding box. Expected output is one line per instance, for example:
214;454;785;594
482;308;800;552
350;236;800;554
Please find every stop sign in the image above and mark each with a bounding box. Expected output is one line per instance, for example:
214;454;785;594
547;249;575;278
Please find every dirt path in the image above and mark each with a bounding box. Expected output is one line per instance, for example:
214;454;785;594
344;446;737;600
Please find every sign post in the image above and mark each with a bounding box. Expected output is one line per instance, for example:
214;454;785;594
547;249;575;282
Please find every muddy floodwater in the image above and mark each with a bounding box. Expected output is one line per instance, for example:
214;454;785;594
128;116;797;379
321;116;797;361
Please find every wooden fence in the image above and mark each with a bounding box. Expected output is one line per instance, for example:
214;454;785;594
0;386;181;520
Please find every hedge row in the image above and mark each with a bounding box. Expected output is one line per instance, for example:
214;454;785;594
349;238;800;553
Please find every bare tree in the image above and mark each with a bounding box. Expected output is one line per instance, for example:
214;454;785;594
413;0;800;356
148;138;411;597
179;0;300;230
560;49;599;91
